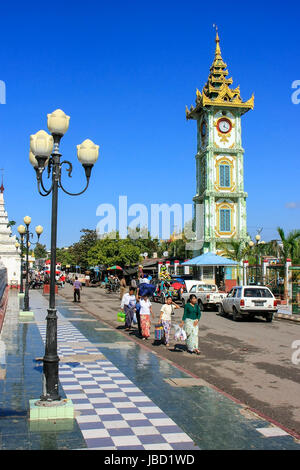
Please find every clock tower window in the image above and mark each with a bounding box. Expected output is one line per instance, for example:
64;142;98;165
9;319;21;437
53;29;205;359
219;164;231;188
220;208;231;233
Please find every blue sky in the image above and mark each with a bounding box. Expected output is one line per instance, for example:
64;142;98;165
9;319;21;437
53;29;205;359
0;0;299;248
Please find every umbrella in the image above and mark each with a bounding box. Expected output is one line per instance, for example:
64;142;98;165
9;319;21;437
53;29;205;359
107;266;123;271
171;281;185;290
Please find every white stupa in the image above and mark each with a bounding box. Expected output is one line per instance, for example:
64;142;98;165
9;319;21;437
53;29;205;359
0;181;20;286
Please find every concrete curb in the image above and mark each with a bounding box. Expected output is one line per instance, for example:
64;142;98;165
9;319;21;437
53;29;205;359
275;313;300;322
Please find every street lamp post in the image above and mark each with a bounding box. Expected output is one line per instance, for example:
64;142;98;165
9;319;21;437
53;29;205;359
249;234;264;285
29;109;99;402
20;217;43;312
15;241;22;293
16;226;26;293
255;234;261;285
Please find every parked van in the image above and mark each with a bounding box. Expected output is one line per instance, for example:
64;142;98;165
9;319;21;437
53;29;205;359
221;285;278;322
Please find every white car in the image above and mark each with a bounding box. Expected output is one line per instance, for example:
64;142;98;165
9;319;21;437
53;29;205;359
181;283;226;310
183;280;208;293
221;286;278;322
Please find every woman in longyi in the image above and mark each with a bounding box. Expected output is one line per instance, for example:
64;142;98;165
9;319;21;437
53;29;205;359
179;294;201;355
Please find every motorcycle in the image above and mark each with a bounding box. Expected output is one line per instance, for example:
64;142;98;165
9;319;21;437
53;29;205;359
29;279;44;289
105;281;120;294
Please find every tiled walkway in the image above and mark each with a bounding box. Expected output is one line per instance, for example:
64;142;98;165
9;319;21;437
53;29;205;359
36;315;197;450
1;290;300;450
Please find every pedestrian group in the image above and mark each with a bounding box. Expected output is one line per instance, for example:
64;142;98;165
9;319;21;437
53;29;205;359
120;275;202;354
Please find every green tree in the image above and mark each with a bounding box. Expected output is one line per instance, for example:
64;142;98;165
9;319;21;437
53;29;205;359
169;238;190;259
264;239;280;259
293;239;300;265
70;229;98;268
277;227;300;263
127;227;160;258
56;247;76;265
87;235;142;267
34;243;48;259
7;220;16;229
217;240;247;262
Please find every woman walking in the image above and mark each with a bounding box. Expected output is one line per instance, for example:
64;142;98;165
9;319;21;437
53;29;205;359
139;295;155;340
159;295;179;347
179;294;201;355
120;287;136;331
135;294;142;338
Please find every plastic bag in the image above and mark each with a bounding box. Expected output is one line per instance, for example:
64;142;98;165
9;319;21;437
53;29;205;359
132;312;137;324
174;324;187;341
117;311;126;323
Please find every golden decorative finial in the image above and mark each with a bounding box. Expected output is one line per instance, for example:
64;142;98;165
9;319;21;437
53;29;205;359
213;24;221;58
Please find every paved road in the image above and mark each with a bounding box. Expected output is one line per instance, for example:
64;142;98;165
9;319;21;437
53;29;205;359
59;284;300;436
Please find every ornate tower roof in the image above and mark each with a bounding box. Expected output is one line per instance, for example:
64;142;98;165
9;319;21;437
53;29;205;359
186;31;254;119
0;186;18;253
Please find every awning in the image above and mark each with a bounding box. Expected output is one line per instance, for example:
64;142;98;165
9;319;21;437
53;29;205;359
182;252;239;267
123;267;138;276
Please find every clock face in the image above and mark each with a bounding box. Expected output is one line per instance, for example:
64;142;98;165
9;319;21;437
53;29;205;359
217;118;232;134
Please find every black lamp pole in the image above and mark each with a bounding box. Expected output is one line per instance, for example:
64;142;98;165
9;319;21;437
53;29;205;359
19;234;24;294
34;134;96;402
255;241;259;285
22;223;42;312
23;225;30;311
42;138;61;401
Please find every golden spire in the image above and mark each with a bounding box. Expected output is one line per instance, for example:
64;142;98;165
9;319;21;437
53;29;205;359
210;25;227;70
185;27;254;119
214;25;222;60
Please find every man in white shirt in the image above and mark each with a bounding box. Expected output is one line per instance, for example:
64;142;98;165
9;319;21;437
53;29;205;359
121;287;136;331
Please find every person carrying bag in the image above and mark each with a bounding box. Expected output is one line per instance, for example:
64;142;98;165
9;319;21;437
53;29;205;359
120;287;136;331
179;294;201;355
159;295;180;347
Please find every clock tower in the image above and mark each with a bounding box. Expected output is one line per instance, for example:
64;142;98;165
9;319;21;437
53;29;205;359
186;30;254;254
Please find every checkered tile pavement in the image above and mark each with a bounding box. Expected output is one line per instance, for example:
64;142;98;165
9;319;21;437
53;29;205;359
38;322;91;347
34;306;199;450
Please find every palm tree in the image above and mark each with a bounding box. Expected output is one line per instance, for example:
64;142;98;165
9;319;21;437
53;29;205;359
217;240;247;262
7;220;16;229
265;239;280;258
217;240;248;286
277;228;300;300
277;227;300;263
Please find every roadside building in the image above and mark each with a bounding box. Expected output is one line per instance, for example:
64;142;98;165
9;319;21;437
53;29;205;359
183;252;239;291
0;183;20;288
